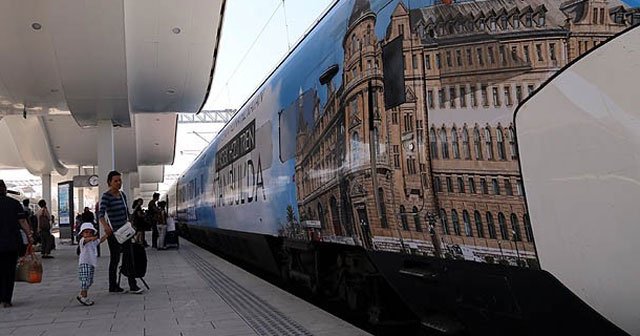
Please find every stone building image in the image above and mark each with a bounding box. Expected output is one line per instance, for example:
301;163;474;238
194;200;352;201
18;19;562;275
290;0;638;265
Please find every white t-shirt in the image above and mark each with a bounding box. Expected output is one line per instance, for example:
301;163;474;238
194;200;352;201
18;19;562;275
78;237;100;267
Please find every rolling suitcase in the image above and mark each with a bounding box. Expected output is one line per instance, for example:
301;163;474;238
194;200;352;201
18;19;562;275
118;241;150;289
164;230;179;249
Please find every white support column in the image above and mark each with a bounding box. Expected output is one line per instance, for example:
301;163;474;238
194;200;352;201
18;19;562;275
77;167;85;211
97;120;115;243
41;173;51;208
97;120;115;195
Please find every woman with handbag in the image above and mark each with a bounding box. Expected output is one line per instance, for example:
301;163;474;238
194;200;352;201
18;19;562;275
0;180;33;308
98;171;143;294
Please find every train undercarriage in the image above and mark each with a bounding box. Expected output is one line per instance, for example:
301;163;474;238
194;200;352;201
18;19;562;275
179;224;628;336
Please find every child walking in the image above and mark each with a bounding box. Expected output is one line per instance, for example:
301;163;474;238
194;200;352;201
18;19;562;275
77;222;109;306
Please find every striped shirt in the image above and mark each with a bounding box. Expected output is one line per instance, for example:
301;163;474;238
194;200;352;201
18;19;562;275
99;191;129;230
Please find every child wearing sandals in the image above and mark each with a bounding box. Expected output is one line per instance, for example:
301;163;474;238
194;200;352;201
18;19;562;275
77;222;109;306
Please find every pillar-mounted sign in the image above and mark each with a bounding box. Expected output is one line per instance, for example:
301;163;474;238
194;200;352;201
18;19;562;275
57;181;74;240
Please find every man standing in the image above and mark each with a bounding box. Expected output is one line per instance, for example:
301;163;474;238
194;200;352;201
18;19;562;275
147;193;160;249
0;180;33;308
81;207;95;225
98;171;143;294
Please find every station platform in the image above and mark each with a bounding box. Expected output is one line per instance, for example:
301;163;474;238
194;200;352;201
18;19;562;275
0;237;370;336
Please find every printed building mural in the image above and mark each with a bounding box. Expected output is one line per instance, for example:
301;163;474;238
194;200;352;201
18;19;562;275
287;0;639;266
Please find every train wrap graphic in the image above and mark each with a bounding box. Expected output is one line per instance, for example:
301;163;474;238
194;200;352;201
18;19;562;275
168;0;640;334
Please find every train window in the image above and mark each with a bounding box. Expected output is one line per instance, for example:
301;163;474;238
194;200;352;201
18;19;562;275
279;108;296;163
511;213;522;241
434;176;442;192
486;212;497;239
413;206;422;232
463;210;473;237
498;213;509;240
452;128;460;159
451;210;461;235
524;214;533;242
400;205;409;230
468;177;476;193
440;209;450;235
474;211;484;238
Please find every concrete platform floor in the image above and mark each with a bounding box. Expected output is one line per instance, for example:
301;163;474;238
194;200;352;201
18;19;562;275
0;236;370;336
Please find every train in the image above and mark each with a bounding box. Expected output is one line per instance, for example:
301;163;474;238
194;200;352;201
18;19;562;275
166;0;640;335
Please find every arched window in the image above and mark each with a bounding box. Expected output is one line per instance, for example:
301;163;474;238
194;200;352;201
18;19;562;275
474;211;484;238
440;209;450;234
497;127;506;160
484;126;494;160
452;210;461;235
400;205;409;230
440;128;449;159
451;127;460;159
462;127;471;159
508;126;518;159
318;203;326;229
487;212;497;238
524;214;534;242
430;128;438;159
351;132;360;164
463;210;473;237
511;213;522;241
413;206;422;232
498;212;509;240
474;127;483;160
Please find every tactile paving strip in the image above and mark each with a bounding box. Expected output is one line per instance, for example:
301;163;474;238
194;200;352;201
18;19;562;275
181;246;314;336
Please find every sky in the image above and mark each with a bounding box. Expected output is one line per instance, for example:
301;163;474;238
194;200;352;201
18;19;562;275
204;0;335;110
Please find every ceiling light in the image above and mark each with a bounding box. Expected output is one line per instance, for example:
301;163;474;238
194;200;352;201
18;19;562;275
165;88;176;95
172;27;181;34
31;23;42;30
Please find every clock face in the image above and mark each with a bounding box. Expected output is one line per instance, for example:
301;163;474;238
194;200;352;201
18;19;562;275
88;175;99;186
405;142;415;152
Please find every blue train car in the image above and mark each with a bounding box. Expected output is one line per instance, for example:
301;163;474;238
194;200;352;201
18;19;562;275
168;0;640;334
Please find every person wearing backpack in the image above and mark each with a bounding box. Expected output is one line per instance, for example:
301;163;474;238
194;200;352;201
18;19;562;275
37;200;54;258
